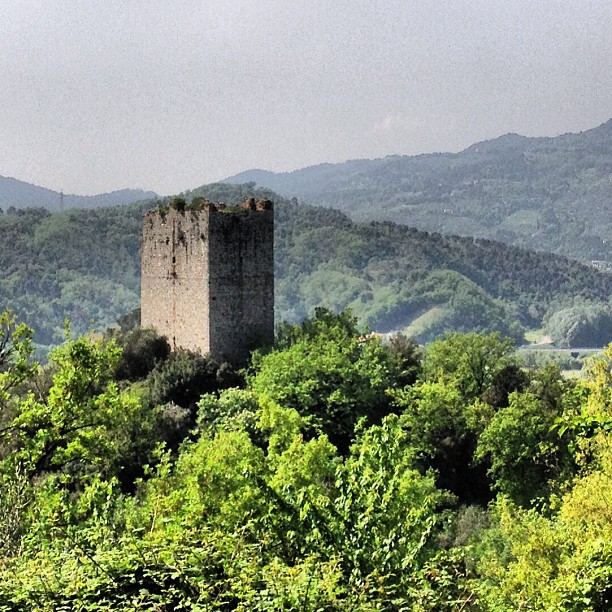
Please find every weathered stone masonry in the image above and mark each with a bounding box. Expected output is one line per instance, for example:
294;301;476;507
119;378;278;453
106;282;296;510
140;199;274;364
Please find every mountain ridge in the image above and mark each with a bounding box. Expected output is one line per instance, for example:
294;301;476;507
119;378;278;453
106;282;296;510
0;175;157;212
223;119;612;263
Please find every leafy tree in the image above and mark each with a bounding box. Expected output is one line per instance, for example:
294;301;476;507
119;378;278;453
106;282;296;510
115;307;140;332
475;470;612;611
3;317;612;608
0;461;30;557
111;326;170;382
475;390;575;505
423;332;517;403
480;362;528;409
546;303;612;347
0;335;160;494
111;401;449;609
1;336;113;474
553;344;612;468
390;332;526;504
147;350;229;411
0;310;37;411
168;196;186;211
330;415;446;602
144;350;242;454
386;332;423;386
392;380;493;505
250;309;405;451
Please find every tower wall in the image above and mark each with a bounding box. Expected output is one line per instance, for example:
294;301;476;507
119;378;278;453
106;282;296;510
207;206;274;363
140;200;274;363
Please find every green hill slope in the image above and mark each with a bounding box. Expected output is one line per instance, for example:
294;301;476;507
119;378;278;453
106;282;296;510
2;184;612;350
225;119;612;264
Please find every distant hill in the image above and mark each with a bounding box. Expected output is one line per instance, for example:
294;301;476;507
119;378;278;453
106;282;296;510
224;119;612;264
0;175;157;212
2;183;612;351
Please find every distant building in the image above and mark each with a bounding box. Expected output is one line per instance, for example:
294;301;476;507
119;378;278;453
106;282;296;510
140;198;274;364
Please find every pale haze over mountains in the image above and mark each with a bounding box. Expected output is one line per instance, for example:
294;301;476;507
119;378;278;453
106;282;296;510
1;1;611;196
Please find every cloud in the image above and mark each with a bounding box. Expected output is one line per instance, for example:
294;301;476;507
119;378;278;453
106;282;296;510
373;114;396;134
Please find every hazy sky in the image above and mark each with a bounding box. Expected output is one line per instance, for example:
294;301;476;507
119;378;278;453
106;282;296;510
1;0;611;195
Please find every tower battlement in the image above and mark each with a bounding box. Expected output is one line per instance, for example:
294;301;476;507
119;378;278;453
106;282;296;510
140;198;274;364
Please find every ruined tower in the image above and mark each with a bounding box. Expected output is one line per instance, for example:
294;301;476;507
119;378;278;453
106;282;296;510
140;198;274;364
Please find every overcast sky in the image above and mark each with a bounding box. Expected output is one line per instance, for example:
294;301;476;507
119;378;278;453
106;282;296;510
1;0;611;195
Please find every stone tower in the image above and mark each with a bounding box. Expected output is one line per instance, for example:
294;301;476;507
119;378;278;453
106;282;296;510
140;198;274;364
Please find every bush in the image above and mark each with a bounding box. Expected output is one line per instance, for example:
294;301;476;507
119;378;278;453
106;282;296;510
113;327;171;381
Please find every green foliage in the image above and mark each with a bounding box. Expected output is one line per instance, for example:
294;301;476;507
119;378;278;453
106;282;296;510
0;397;437;610
393;379;492;505
3;183;612;354
142;350;243;456
1;336;132;480
332;415;444;595
196;388;264;448
394;381;464;462
475;390;573;505
392;333;529;504
0;334;165;498
0;310;37;410
0;204;146;348
553;345;612;466
475;485;612;611
147;350;228;412
111;326;171;382
273;306;363;349
168;195;186;211
3;314;612;609
386;332;423;386
423;332;517;402
545;302;612;347
120;407;449;609
0;462;30;557
250;309;405;450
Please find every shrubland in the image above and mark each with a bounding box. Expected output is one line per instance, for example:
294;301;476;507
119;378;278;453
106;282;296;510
1;308;612;610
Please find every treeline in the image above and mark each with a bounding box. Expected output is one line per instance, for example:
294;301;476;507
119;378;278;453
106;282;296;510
2;184;612;350
1;309;612;609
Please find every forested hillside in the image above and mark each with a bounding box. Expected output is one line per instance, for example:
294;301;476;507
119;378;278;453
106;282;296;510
2;183;612;351
2;310;612;608
0;175;156;212
225;119;612;264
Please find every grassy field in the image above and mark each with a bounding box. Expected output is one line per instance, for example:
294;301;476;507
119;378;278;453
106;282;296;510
402;307;447;338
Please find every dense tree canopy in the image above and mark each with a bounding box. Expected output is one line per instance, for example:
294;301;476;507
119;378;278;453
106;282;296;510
0;309;611;609
249;308;410;450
